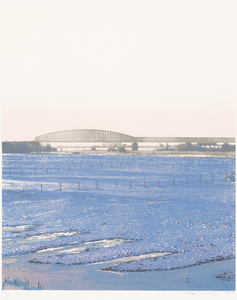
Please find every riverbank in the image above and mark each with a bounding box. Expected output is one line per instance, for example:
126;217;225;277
63;150;235;158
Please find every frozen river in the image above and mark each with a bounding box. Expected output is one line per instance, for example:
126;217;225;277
2;153;235;290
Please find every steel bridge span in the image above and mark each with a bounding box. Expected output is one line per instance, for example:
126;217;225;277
35;129;235;144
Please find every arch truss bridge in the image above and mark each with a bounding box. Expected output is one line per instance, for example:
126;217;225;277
35;129;235;144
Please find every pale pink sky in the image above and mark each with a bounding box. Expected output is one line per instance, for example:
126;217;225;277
2;0;236;141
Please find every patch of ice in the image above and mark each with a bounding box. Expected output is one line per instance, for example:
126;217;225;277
2;225;37;232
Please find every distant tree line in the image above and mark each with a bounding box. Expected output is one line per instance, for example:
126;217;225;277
2;141;57;153
174;143;235;152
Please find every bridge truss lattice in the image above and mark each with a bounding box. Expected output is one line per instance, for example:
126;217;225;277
35;129;235;144
35;129;136;143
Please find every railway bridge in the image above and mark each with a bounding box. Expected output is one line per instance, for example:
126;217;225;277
35;129;235;144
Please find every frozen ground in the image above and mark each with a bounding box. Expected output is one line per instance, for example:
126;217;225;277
2;153;236;290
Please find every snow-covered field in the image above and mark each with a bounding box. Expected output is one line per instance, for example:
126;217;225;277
2;153;235;290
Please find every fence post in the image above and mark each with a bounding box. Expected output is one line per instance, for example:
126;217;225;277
9;171;11;177
212;173;214;180
96;181;98;189
46;168;48;174
60;182;62;191
129;181;131;188
173;179;175;186
22;171;23;176
78;181;80;190
158;180;160;187
41;184;42;192
144;181;146;188
200;174;202;182
116;182;118;189
187;176;188;183
23;188;24;196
